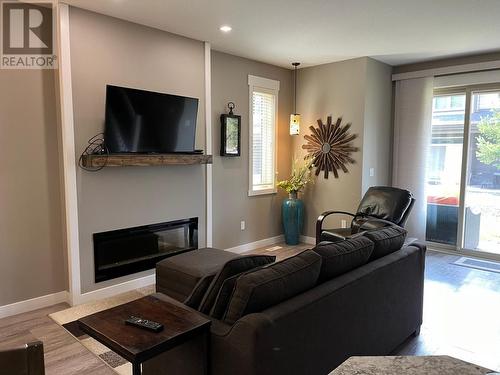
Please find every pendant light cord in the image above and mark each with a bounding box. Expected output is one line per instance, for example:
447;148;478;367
292;62;300;114
294;65;297;114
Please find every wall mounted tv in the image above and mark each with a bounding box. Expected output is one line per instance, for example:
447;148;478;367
104;85;199;154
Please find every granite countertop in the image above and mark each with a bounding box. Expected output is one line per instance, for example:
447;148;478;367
330;356;495;375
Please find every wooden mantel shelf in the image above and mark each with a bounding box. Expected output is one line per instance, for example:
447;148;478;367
81;153;213;168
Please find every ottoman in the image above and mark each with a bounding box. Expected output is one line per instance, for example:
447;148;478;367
156;248;239;303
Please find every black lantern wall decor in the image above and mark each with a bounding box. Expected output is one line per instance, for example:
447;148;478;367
220;102;241;156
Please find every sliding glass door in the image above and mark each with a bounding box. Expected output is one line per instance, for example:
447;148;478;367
426;87;500;256
426;93;465;246
463;90;500;254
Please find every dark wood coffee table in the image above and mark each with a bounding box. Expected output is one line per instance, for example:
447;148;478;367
78;294;211;375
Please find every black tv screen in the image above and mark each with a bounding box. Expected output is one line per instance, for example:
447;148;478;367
104;85;199;153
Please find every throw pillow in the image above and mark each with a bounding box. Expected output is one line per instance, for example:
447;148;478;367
223;250;322;325
198;254;276;314
183;274;215;308
209;273;240;320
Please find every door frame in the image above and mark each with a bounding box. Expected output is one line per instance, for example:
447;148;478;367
430;84;500;260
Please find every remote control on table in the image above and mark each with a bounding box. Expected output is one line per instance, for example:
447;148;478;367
125;316;164;332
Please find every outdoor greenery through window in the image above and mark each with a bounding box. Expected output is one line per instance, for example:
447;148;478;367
248;75;279;196
426;89;500;254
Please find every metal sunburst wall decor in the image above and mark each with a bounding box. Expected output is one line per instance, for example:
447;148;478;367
302;116;359;179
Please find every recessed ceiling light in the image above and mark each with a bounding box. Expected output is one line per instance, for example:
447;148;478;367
219;25;232;33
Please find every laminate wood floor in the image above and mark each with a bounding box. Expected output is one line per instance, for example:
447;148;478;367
1;244;499;374
394;250;500;371
0;303;115;375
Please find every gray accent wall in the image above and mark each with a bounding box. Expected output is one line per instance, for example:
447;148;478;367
293;57;393;238
69;8;207;293
293;58;366;238
361;58;393;193
211;51;293;249
0;7;393;305
0;69;66;305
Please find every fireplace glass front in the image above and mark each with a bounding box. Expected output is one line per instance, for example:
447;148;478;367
93;217;198;282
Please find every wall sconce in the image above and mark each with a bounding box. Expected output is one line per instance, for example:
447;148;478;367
290;114;300;136
220;102;241;156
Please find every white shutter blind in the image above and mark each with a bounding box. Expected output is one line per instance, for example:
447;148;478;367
252;90;275;191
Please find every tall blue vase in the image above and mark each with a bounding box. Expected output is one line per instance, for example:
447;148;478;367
282;192;304;245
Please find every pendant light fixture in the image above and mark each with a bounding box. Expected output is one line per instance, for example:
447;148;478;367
290;62;301;135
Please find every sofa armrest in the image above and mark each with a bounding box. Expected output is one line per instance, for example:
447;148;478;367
406;240;426;253
209;314;274;375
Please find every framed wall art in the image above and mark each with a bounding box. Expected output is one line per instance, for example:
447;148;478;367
220;102;241;156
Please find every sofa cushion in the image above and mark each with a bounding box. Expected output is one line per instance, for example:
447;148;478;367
364;226;407;260
313;236;374;282
156;248;239;302
223;250;322;325
198;255;276;314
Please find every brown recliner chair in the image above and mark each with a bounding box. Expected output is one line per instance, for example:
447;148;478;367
0;340;45;375
316;186;415;244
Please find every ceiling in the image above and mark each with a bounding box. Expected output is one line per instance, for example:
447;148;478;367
63;0;500;68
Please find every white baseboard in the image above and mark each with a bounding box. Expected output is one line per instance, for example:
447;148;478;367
0;291;69;319
2;234;316;318
1;274;157;317
427;244;500;262
225;235;285;254
300;235;316;245
75;274;155;305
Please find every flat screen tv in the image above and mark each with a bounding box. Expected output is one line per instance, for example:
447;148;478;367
104;85;199;154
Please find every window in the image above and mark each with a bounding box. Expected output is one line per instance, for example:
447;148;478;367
476;92;500;110
426;93;465;246
426;87;500;255
433;94;465;112
248;75;279;196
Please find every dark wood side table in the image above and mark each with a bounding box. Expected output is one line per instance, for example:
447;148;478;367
78;293;211;375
